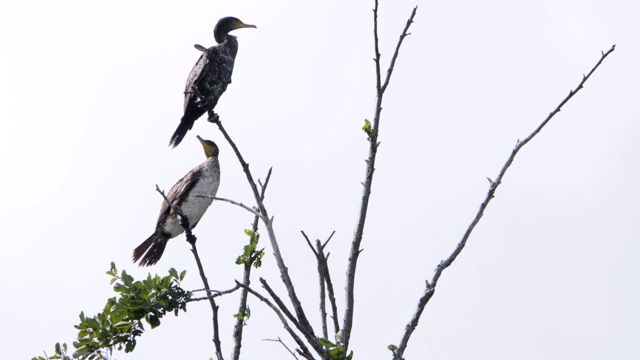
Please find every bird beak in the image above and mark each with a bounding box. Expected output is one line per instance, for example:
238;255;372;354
237;21;257;29
196;135;213;155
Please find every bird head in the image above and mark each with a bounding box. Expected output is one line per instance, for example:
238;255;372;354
196;135;219;158
214;17;257;43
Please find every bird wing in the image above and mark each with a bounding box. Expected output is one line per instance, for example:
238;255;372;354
183;49;212;112
157;168;203;223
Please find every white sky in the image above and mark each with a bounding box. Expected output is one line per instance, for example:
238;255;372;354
1;1;638;359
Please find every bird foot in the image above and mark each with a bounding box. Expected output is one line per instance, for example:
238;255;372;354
186;233;197;245
179;214;190;228
207;111;220;123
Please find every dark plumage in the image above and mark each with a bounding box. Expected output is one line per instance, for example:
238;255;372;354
169;17;256;148
133;136;221;266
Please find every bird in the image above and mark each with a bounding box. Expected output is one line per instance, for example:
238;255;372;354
169;17;257;148
133;136;221;266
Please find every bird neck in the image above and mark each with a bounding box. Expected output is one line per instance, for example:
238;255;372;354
216;33;238;45
219;35;239;57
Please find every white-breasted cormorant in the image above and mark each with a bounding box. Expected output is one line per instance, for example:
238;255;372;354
134;136;221;266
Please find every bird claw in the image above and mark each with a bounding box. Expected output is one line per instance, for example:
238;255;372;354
207;111;220;123
186;233;197;245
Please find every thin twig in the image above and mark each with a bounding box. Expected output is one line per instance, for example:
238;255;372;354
259;278;322;354
197;195;263;218
301;231;327;339
392;44;616;360
302;230;340;338
215;121;321;352
188;285;241;302
301;230;319;256
343;1;418;350
381;7;417;94
236;281;316;360
263;338;300;360
321;231;336;250
319;238;340;336
190;238;224;360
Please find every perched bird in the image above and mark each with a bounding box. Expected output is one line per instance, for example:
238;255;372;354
169;17;257;148
133;136;221;266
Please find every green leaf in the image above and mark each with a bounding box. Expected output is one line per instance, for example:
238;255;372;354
319;338;335;348
124;339;136;353
147;313;161;328
362;119;374;141
84;317;101;329
121;271;133;286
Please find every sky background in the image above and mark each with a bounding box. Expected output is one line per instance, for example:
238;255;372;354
1;1;638;359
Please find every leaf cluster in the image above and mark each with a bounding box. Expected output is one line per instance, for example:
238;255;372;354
236;229;264;268
35;263;191;360
319;336;354;360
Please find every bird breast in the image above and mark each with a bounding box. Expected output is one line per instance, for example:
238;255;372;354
163;158;220;237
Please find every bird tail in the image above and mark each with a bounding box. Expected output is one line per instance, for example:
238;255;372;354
132;234;168;267
169;118;192;148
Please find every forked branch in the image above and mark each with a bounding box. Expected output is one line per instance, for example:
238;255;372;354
342;0;418;350
302;230;340;339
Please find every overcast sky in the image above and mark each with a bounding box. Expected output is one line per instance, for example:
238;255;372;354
1;1;638;359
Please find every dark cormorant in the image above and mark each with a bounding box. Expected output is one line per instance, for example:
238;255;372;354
169;17;256;148
133;136;221;266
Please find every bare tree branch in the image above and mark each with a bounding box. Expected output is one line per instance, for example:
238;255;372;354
318;239;340;338
188;285;241;302
302;230;340;339
215;121;321;352
197;195;263;218
190;234;224;360
321;231;336;249
259;278;325;355
236;281;316;360
392;44;616;360
264;338;300;360
301;231;328;339
343;1;418;350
